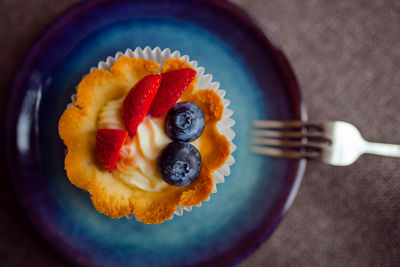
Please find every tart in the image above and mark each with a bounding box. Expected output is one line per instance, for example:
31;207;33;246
58;48;235;224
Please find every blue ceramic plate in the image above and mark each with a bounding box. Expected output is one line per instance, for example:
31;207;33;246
5;0;306;266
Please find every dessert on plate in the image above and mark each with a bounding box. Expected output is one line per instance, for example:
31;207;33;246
58;47;235;224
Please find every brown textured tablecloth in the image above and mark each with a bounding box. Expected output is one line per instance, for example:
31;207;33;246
1;0;399;266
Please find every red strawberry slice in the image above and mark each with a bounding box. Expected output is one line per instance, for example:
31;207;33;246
149;68;196;117
122;74;162;136
96;129;128;172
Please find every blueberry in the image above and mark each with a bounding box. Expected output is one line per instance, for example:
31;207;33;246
156;142;202;186
165;102;205;142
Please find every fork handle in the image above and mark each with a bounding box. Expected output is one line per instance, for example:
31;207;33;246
364;141;400;158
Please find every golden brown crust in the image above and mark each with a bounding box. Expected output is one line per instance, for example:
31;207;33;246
131;195;180;224
58;56;231;224
179;168;214;206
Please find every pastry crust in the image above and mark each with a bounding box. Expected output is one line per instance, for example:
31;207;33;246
58;56;230;224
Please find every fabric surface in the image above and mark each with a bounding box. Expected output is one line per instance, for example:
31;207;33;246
1;0;399;266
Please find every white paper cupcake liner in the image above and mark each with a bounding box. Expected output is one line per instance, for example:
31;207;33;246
71;46;236;220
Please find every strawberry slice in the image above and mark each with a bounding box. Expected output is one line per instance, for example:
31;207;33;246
96;129;128;172
149;68;196;117
122;74;162;136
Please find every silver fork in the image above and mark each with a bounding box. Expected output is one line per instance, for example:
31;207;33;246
250;120;400;166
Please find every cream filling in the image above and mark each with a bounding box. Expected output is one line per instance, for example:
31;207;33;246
98;97;200;192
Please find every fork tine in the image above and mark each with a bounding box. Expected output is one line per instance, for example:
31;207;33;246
251;137;329;149
252;129;325;139
250;146;321;159
252;120;321;129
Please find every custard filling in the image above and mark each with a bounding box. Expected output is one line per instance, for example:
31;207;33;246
98;98;200;192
